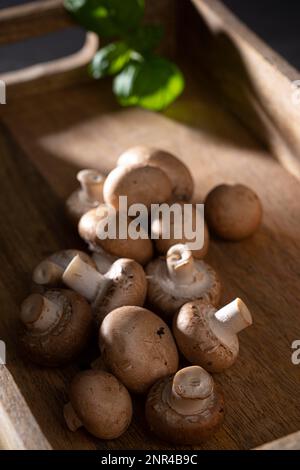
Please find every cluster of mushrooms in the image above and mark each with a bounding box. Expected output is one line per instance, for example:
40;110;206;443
19;146;262;445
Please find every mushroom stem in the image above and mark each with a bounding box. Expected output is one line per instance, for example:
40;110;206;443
33;260;63;285
77;169;104;203
62;255;112;303
63;402;82;432
166;244;195;284
20;293;63;332
166;366;214;415
213;298;253;335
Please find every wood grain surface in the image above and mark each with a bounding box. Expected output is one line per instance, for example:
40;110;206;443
0;0;71;46
1;0;300;451
256;430;300;450
1;32;99;101
183;0;300;181
1;61;300;449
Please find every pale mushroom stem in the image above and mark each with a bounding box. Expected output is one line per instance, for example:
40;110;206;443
63;402;82;432
33;260;63;285
77;169;104;203
214;298;253;335
62;255;112;303
166;244;195;284
20;293;63;332
167;366;214;415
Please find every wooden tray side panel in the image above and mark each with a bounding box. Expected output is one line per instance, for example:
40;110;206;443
0;0;71;46
179;0;300;180
0;367;51;450
256;431;300;450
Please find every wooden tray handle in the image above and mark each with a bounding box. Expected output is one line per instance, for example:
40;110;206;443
1;32;99;100
0;0;99;99
0;0;73;45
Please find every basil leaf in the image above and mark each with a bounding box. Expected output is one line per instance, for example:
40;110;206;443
127;25;163;53
113;56;185;111
89;42;131;78
64;0;145;37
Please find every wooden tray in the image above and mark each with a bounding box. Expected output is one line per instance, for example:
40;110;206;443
1;0;300;450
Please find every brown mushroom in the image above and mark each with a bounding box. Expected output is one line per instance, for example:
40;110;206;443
20;289;92;366
103;163;172;210
32;249;96;287
78;204;153;265
91;248;118;274
173;298;253;372
205;184;263;241
64;369;132;439
90;355;109;371
117;146;194;201
62;255;147;324
145;244;221;319
66;169;105;224
99;306;179;394
151;202;209;259
145;366;225;445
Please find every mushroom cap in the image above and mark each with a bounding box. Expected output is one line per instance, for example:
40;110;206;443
78;205;153;265
205;184;262;241
145;257;221;319
152;202;210;259
69;370;132;439
145;371;224;445
93;258;148;324
173;301;239;372
99;306;179;394
20;289;92;366
103;163;173;210
33;249;96;287
117;146;194;201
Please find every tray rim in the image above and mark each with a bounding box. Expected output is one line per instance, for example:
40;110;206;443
1;0;300;451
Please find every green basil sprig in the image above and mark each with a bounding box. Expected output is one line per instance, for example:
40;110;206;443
64;0;185;111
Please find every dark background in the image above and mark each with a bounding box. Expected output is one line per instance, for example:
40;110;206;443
0;0;300;72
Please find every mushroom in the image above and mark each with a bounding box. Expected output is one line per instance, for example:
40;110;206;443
91;248;118;274
90;356;109;371
66;169;105;224
145;244;221;319
64;369;132;439
99;306;179;394
32;249;96;287
205;184;263;241
173;298;253;372
78;204;153;265
62;255;147;324
117;146;194;201
19;289;92;366
151;202;210;259
103;163;173;210
145;366;225;445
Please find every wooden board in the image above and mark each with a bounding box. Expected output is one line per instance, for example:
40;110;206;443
181;0;300;181
1;0;300;451
256;431;300;451
1;61;300;449
0;0;71;45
